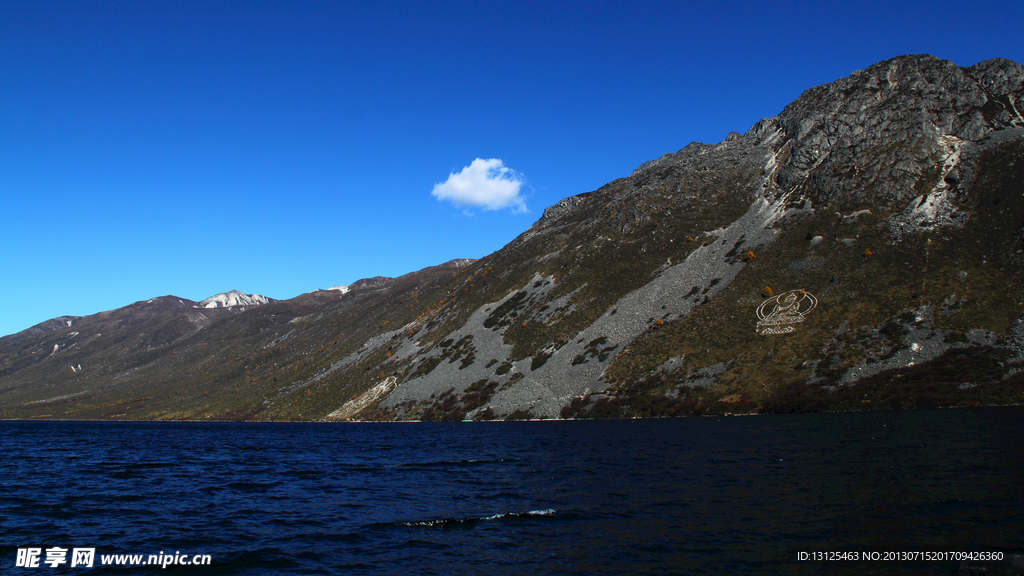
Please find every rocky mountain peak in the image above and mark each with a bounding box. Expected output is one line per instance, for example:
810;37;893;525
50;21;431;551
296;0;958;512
765;54;1024;206
602;54;1024;245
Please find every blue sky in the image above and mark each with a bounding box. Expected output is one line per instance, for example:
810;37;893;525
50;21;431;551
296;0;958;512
2;0;1022;337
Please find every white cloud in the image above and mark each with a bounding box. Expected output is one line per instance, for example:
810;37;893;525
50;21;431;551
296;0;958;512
432;158;528;213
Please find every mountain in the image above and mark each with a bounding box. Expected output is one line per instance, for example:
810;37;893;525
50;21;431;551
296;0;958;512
2;54;1023;421
198;290;274;309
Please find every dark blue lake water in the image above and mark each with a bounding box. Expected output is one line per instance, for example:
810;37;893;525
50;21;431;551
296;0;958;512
3;408;1024;575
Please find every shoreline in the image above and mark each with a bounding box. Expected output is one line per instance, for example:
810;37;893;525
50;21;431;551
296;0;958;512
3;401;1023;424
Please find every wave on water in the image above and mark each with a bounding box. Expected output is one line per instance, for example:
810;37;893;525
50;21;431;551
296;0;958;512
384;457;519;469
385;508;557;529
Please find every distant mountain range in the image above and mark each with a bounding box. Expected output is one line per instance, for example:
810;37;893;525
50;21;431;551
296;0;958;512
3;54;1023;421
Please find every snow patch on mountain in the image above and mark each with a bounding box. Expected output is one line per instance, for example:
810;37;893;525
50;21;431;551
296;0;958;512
306;285;351;296
199;290;273;309
440;258;475;268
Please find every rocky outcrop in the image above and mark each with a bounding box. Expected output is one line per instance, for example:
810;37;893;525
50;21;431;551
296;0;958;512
771;55;1023;205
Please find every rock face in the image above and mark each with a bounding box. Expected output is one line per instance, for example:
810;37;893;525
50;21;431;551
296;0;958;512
642;55;1024;207
773;56;1024;205
2;54;1023;421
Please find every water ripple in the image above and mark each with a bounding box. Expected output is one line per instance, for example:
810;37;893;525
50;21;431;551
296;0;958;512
3;409;1024;574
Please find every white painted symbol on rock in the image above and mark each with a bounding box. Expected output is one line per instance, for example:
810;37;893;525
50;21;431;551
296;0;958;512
756;290;817;335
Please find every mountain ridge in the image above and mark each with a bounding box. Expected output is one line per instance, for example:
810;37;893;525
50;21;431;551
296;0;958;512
2;54;1023;421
